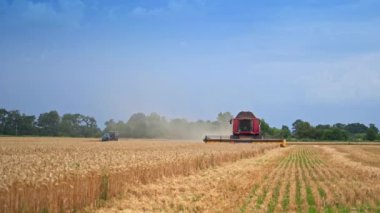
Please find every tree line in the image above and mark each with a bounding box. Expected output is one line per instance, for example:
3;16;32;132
0;108;379;141
0;108;101;137
104;112;379;141
262;119;379;141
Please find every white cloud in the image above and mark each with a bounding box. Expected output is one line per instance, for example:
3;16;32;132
130;0;206;17
0;0;85;29
306;53;380;103
168;0;187;11
244;52;380;105
130;6;164;16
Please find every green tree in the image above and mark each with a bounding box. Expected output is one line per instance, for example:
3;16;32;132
0;108;8;134
126;113;148;138
0;110;37;135
322;128;348;141
37;111;60;136
60;113;100;137
260;119;271;136
146;113;167;138
18;114;36;135
280;125;291;139
345;123;368;134
316;124;331;130
79;116;101;137
60;114;81;136
104;119;117;132
366;124;379;141
104;119;129;136
3;110;21;135
333;123;346;129
292;119;313;139
116;121;130;137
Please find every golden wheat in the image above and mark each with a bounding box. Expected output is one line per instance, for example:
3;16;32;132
0;137;277;212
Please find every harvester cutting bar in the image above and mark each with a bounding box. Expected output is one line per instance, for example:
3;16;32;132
203;136;287;147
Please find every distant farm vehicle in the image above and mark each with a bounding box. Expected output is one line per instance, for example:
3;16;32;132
101;131;119;142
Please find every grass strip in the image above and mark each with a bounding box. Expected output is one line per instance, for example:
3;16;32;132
296;166;302;212
306;185;317;213
240;184;259;213
282;182;290;212
268;181;282;213
318;187;326;199
255;185;268;210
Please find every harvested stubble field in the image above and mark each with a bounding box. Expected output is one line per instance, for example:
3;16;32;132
0;137;277;212
97;144;380;213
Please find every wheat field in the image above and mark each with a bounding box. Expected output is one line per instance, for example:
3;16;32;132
1;137;380;212
0;137;277;212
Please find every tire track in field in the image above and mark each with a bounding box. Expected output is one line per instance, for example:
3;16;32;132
299;147;318;213
295;147;308;212
302;148;322;213
248;158;285;211
244;146;332;213
296;147;340;212
322;152;379;210
317;148;366;210
240;149;290;212
239;166;274;212
305;148;325;212
302;146;379;212
276;150;295;212
239;149;289;213
312;155;343;208
329;162;378;208
242;145;380;213
257;153;290;212
283;149;297;212
310;147;348;211
306;147;357;211
303;148;329;212
291;147;329;212
262;152;293;212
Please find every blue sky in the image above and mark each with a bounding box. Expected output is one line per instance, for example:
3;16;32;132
1;0;380;128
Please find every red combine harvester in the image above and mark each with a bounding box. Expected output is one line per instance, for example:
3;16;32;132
203;111;286;147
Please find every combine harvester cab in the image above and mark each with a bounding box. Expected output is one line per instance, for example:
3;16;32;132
204;111;286;147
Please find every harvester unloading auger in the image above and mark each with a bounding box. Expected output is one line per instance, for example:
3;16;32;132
204;111;286;147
